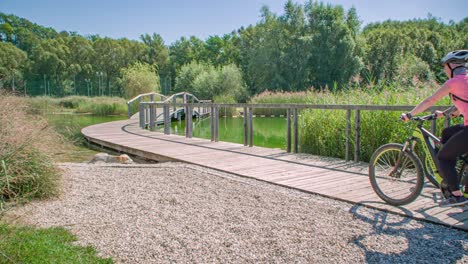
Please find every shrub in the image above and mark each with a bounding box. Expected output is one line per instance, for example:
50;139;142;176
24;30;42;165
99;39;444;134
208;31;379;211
0;94;64;207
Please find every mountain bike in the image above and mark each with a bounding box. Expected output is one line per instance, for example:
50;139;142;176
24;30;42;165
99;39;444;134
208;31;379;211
368;113;468;206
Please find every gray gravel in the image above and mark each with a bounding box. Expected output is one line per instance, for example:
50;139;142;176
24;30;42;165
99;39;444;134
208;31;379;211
6;162;468;263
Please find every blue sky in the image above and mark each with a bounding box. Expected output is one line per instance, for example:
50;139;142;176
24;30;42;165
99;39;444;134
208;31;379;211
1;0;466;45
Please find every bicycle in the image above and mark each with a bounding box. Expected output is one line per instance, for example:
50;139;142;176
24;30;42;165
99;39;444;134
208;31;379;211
368;113;468;206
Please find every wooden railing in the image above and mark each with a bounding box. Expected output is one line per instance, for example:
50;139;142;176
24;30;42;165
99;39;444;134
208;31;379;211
127;92;167;118
138;102;453;162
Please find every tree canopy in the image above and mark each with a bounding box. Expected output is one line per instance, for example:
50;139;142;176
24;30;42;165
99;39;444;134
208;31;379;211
0;2;466;99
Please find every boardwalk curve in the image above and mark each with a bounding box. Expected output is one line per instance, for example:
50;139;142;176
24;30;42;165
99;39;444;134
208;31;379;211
82;119;468;231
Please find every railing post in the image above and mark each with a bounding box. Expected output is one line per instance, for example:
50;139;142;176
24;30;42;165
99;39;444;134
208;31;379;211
243;106;248;146
287;108;291;153
139;103;144;129
248;107;253;147
346;109;351;161
294;108;298;153
173;96;176;112
127;102;132;119
431;110;437;134
186;105;193;138
149;103;156;131
210;106;214;141
354;109;361;162
164;104;170;135
215;106;219;142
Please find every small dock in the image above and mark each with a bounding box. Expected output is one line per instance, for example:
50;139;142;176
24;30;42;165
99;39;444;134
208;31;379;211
82;118;468;231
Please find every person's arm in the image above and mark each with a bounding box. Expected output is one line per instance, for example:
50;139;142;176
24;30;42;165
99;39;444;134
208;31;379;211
401;83;452;121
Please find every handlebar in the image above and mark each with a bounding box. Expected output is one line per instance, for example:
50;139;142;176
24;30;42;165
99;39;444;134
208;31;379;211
411;113;438;121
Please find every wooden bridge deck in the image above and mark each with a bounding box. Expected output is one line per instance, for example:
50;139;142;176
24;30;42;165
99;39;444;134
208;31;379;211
82;119;468;231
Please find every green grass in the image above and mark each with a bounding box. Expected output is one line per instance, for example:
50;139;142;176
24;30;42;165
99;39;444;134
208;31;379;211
27;96;128;116
0;223;112;263
251;83;456;162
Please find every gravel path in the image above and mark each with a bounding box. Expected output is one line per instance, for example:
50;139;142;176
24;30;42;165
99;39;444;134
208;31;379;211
6;162;468;263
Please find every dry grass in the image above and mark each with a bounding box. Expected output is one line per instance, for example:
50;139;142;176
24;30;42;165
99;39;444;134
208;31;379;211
0;93;68;207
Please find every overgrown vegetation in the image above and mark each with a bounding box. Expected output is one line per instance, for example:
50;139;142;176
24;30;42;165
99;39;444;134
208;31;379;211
0;95;65;207
27;96;127;116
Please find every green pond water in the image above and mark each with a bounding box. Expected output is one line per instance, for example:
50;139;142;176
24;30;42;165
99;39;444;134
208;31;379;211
156;117;288;150
48;114;288;151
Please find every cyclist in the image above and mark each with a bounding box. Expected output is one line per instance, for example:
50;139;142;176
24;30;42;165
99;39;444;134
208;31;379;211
401;49;468;207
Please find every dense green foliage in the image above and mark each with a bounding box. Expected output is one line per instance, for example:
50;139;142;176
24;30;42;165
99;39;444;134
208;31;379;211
0;224;112;263
119;62;160;99
1;1;466;99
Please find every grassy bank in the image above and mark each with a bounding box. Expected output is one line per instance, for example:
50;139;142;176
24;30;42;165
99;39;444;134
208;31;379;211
28;96;127;116
0;94;112;263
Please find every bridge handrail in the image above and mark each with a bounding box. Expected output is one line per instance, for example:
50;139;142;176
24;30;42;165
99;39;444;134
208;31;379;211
162;92;208;104
138;101;452;162
127;92;167;105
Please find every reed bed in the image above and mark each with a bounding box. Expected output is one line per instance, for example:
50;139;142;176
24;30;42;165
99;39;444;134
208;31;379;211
251;83;454;161
0;94;68;208
27;96;127;116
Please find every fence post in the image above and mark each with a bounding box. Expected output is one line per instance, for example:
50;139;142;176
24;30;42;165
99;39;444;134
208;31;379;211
243;106;248;146
211;106;215;142
354;109;361;162
164;104;170;135
139;103;145;129
149;103;156;131
346;109;351;161
215;106;219;142
431;110;437;134
127;102;132;119
249;107;253;147
287;109;291;153
294;108;298;153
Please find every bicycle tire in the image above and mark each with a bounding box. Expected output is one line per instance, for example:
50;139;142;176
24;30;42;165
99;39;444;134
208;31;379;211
369;143;424;206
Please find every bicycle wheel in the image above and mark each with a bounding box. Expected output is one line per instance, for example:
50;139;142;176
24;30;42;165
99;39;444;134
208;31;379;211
369;143;424;206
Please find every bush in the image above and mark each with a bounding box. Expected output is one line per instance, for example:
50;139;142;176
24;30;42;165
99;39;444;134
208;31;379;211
0;94;64;207
120;62;160;99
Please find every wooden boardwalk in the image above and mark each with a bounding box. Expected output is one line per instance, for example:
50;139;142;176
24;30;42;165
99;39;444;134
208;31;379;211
82;119;468;231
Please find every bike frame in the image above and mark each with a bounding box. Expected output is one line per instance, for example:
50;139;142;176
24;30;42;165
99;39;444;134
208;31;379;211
407;125;443;186
403;119;468;191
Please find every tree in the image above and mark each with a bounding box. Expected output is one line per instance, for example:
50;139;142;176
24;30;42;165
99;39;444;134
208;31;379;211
120;62;160;99
0;42;28;91
305;1;363;89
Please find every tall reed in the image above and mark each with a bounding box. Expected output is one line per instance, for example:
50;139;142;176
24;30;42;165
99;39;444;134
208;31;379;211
0;94;66;208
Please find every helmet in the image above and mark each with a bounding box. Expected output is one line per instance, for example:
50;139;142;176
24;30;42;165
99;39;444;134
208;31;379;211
441;50;468;65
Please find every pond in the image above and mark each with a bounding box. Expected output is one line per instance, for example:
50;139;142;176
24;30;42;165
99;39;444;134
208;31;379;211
47;114;288;163
156;116;288;150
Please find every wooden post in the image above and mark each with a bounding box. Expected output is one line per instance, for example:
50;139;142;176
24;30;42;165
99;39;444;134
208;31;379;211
287;108;291;153
173;96;176;112
249;107;253;147
294;108;298;153
127;103;132;119
139;103;145;129
354;109;361;162
346;109;351;161
149;103;156;131
211;106;215;142
243;106;248;146
431;111;437;135
215;107;219;142
164;104;170;135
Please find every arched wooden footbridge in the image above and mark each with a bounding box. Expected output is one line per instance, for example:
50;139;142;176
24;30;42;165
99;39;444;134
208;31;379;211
82;95;468;231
